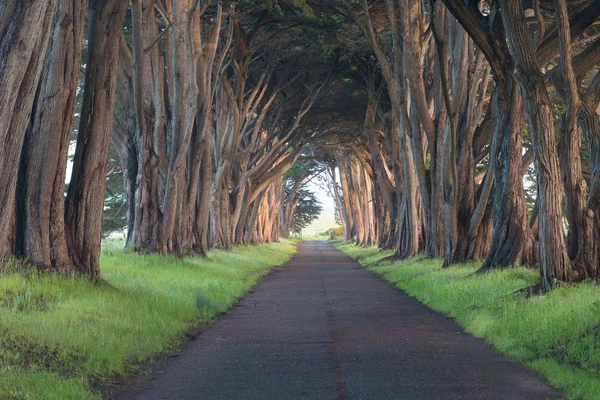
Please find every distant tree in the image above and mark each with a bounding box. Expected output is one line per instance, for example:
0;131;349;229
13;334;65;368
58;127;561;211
280;153;327;237
102;150;127;238
290;190;323;235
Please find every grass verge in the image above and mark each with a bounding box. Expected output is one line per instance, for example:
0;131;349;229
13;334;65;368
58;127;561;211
0;240;296;399
335;241;600;400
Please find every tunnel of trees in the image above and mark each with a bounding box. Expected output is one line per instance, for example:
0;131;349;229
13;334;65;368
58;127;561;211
2;0;600;290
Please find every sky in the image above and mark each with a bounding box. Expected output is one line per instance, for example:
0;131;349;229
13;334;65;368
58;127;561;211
305;178;336;216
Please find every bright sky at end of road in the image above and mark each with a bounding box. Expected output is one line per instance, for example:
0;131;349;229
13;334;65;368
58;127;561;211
306;179;335;216
302;177;340;236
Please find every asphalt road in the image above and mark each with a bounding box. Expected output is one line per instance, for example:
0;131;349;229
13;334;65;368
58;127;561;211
113;241;561;400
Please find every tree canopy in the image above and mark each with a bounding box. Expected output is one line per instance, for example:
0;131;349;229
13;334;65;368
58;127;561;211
1;0;600;290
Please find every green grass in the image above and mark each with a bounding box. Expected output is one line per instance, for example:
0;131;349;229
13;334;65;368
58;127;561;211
336;241;600;400
0;240;296;399
335;241;395;265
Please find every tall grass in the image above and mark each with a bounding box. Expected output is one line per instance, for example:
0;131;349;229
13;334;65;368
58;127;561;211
336;241;600;400
0;240;296;399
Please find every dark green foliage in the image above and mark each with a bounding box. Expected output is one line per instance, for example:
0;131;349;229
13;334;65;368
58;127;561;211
258;0;314;16
291;189;323;234
102;151;127;238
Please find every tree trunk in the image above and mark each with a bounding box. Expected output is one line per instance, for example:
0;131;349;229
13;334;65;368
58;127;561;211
499;0;571;287
0;0;56;263
17;0;85;272
554;0;599;280
127;0;165;252
158;0;199;254
435;13;492;267
478;80;536;271
195;135;214;252
397;113;422;258
399;0;444;258
64;0;128;278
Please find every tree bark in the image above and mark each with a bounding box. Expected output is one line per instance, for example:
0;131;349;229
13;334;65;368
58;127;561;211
128;0;164;251
478;81;536;271
0;0;56;263
554;0;599;280
158;0;199;254
64;0;128;278
499;0;571;286
17;0;85;271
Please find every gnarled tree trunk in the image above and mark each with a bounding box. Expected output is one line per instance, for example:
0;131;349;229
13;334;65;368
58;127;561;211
17;0;85;272
65;0;128;278
0;0;56;263
478;80;536;271
499;0;571;286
